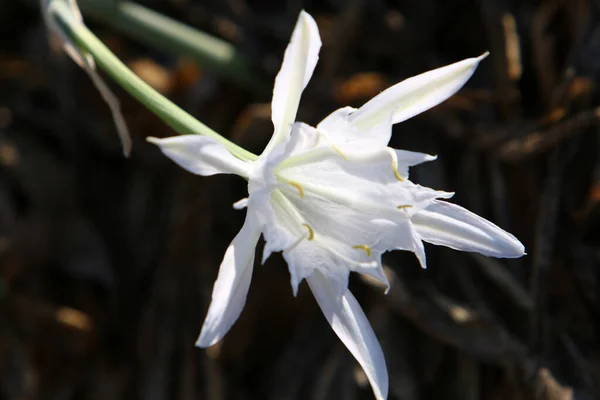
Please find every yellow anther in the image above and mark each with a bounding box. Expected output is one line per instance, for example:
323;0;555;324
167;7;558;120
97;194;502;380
288;181;304;198
387;148;405;182
392;159;404;182
352;245;372;257
397;205;413;209
302;223;315;241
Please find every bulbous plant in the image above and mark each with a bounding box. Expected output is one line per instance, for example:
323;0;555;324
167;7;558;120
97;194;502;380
149;12;525;400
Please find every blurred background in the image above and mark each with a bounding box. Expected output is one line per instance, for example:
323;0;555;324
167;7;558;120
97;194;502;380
1;0;599;399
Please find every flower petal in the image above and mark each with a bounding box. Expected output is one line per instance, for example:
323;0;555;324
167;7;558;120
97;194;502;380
278;126;451;213
392;149;437;180
261;11;321;156
307;272;388;400
148;135;250;178
259;189;353;296
411;200;525;258
196;211;262;347
257;186;382;297
262;123;453;285
317;106;392;152
349;53;488;129
284;239;351;297
257;123;451;295
371;218;427;269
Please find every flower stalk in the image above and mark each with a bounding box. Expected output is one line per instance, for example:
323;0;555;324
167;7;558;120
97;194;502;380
76;0;268;94
49;0;257;162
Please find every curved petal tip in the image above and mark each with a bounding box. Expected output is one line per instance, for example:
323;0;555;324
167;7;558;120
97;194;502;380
412;200;525;259
195;211;262;348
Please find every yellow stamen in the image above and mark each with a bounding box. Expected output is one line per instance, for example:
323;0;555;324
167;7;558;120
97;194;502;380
288;181;304;198
392;159;404;181
302;223;315;241
397;205;413;209
318;131;348;160
352;245;372;257
387;148;405;181
331;144;348;160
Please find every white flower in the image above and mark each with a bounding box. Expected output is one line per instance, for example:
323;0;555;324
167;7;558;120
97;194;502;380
148;11;524;400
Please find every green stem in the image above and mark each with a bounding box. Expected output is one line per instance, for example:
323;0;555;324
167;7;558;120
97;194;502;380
77;0;268;94
52;1;258;162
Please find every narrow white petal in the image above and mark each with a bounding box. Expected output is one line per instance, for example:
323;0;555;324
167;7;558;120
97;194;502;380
307;272;388;400
317;106;357;132
316;106;392;152
354;258;391;294
262;11;321;156
349;53;488;129
412;231;427;269
393;149;437;179
282;235;355;298
412;200;525;258
148;135;250;178
279;142;448;214
257;190;305;269
196;211;262;347
372;218;427;269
